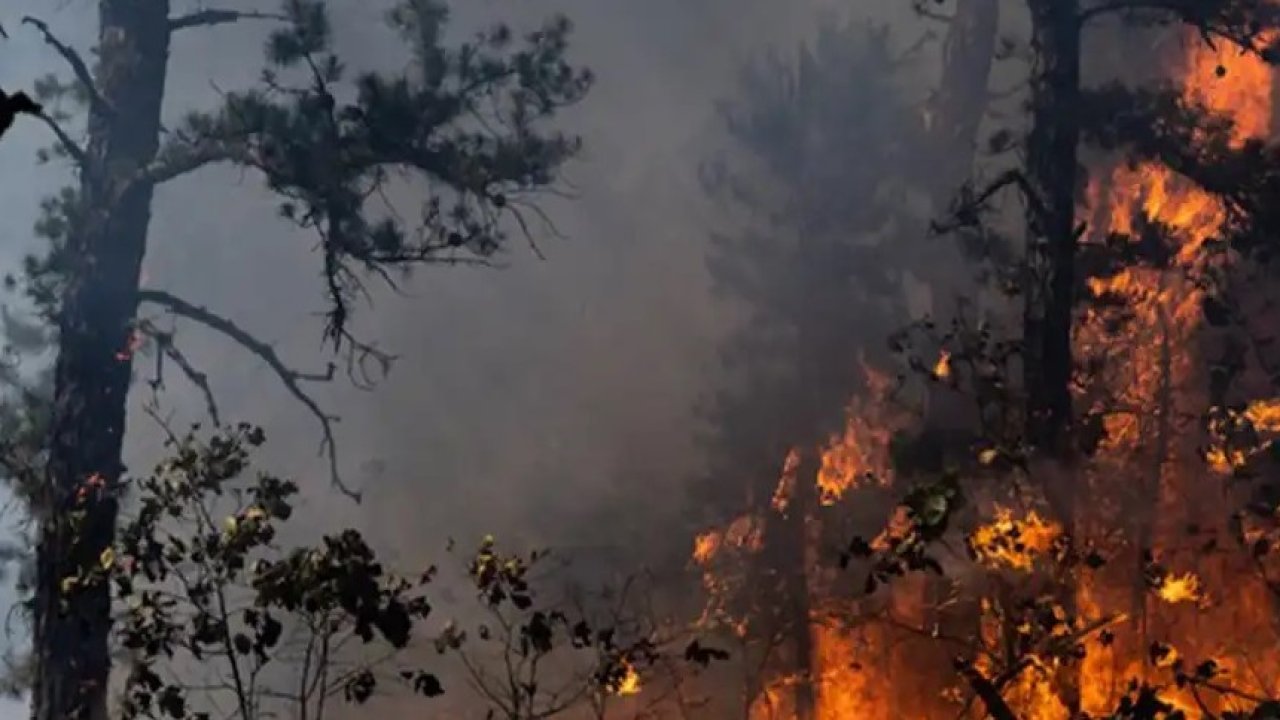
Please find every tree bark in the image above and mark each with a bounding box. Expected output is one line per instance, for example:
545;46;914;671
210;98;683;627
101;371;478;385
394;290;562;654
1024;2;1083;715
1024;0;1082;458
782;448;818;720
31;3;171;719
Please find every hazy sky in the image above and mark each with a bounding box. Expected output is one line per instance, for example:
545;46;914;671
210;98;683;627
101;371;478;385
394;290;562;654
0;0;920;716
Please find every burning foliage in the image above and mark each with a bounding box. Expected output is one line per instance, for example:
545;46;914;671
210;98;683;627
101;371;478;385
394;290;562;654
688;5;1280;720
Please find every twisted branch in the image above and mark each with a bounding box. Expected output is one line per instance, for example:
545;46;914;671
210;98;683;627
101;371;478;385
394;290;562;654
21;17;108;118
137;289;362;502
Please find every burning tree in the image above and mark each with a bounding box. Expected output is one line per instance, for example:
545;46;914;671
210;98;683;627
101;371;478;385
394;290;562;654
0;1;591;719
693;0;1280;718
860;1;1280;718
693;6;998;719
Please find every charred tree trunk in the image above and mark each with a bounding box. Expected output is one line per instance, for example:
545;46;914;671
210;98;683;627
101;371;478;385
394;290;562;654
1024;0;1082;459
782;448;818;720
31;3;171;720
1024;2;1083;715
757;443;819;717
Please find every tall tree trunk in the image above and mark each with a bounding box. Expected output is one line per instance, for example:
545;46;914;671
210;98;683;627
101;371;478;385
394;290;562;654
928;0;999;211
31;3;171;719
783;448;818;720
1024;2;1083;714
1024;0;1082;458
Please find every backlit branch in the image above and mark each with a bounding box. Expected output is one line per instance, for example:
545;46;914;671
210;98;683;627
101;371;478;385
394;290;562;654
932;168;1049;236
21;17;108;118
168;8;287;32
136;289;363;502
1078;0;1280;57
1078;83;1280;248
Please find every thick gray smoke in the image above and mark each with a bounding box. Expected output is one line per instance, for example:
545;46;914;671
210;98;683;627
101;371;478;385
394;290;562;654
135;0;898;562
0;1;938;715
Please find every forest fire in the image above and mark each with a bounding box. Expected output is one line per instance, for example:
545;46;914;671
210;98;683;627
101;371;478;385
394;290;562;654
1069;30;1280;718
688;25;1280;720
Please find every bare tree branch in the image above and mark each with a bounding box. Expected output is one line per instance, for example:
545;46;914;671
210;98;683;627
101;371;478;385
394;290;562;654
31;112;88;169
21;17;109;118
136;289;363;502
137;319;222;427
932;168;1050;236
168;8;287;32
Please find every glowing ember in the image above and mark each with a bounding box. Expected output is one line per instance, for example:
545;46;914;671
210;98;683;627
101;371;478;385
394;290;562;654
932;350;952;381
1244;399;1280;432
772;448;801;514
1155;572;1202;605
692;531;721;565
969;507;1061;572
614;660;642;696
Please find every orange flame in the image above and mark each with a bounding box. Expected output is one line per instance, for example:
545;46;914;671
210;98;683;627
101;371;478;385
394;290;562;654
969;507;1062;572
697;26;1280;720
615;660;642;696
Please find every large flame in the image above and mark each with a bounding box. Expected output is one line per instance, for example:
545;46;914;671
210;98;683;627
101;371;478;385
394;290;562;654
693;28;1280;720
1071;31;1280;718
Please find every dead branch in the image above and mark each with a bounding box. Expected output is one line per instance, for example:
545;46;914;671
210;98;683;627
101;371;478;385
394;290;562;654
168;8;287;32
32;111;88;169
137;319;222;427
21;17;108;118
136;289;363;502
932;168;1050;236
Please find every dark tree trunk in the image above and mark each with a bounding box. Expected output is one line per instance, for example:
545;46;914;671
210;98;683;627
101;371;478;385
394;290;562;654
782;448;818;720
31;3;171;719
1272;55;1280;139
1024;0;1082;458
1024;2;1083;715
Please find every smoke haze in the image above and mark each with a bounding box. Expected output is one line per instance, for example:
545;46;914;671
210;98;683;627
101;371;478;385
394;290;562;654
0;1;943;715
